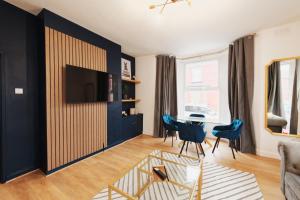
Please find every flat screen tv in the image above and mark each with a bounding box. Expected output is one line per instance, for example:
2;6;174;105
66;65;108;103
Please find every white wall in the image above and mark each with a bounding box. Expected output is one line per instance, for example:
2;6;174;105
135;55;156;135
254;20;300;159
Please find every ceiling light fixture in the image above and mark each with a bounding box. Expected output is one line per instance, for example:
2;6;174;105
149;0;192;14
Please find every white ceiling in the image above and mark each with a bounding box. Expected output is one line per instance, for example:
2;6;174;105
5;0;300;57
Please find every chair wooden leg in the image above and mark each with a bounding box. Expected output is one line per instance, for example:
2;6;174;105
233;140;238;153
186;142;189;152
230;140;236;159
216;138;220;148
212;137;220;154
195;143;200;159
199;143;205;157
172;135;174;147
179;141;186;157
164;131;168;142
231;146;236;159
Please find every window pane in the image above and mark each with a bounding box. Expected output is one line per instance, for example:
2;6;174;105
185;60;219;88
184;90;219;119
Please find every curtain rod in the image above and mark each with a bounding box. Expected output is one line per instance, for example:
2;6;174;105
230;33;256;44
177;33;256;61
177;47;228;60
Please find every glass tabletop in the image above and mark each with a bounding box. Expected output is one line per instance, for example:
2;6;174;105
173;116;225;125
138;152;201;187
108;150;202;200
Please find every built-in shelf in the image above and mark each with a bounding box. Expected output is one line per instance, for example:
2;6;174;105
122;79;141;84
122;99;141;103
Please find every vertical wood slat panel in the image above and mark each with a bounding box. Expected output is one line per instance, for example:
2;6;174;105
62;34;67;165
70;36;74;162
45;27;51;170
45;27;107;171
88;44;92;154
58;31;63;166
50;28;56;170
87;43;91;154
96;47;100;150
92;46;98;152
56;30;60;166
82;42;87;156
100;49;103;148
103;50;106;147
78;40;83;158
74;38;79;160
67;34;72;164
65;35;69;164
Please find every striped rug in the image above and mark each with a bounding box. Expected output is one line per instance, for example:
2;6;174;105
201;163;263;200
92;151;263;200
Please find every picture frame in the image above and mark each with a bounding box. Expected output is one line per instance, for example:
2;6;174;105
121;58;131;80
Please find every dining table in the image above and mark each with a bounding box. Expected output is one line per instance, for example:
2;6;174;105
172;115;226;148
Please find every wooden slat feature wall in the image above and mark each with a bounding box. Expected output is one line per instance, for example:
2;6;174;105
44;27;107;171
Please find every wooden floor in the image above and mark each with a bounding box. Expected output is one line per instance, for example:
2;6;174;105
0;134;283;200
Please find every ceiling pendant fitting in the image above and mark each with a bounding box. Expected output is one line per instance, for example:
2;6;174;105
149;0;192;13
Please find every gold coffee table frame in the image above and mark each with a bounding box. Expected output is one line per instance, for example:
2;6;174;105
108;150;203;200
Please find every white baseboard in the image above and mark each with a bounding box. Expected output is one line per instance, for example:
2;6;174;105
142;130;154;136
256;149;280;160
140;132;280;160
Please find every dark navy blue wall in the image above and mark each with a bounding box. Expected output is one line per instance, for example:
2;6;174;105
0;1;40;182
0;2;139;179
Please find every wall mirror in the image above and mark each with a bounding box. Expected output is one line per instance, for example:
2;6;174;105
265;56;300;137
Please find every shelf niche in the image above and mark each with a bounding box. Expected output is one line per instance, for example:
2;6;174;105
122;79;141;84
122;99;140;103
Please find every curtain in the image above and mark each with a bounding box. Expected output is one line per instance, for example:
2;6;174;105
153;55;178;137
228;35;256;154
268;62;284;117
290;60;299;134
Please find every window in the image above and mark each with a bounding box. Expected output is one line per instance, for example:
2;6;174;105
177;52;230;124
184;60;219;120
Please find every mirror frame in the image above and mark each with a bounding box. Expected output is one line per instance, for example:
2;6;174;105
265;56;300;138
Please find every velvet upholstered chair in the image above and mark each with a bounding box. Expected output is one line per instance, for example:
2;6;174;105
189;113;205;118
189;113;205;125
177;121;206;158
162;114;178;147
278;141;300;200
211;119;243;159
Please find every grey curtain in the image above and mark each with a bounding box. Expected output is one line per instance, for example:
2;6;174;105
290;62;298;134
228;35;256;154
154;55;178;138
268;62;284;117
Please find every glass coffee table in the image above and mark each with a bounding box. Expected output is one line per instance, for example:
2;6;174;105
107;150;203;200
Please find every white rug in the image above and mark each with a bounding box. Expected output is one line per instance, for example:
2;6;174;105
92;151;263;200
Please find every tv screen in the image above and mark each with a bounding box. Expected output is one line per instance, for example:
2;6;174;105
66;65;108;103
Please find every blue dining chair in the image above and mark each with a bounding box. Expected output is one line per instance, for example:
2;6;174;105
211;119;243;159
189;113;205;118
189;114;206;144
189;113;205;124
177;121;206;158
162;114;178;147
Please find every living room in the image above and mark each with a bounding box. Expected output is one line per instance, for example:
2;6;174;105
0;0;300;199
